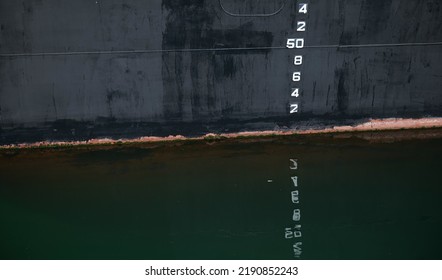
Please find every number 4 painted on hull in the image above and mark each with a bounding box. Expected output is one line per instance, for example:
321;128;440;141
299;4;308;14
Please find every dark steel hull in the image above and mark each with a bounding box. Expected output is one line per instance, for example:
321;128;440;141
1;0;442;144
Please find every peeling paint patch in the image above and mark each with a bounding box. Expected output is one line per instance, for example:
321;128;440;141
2;118;442;150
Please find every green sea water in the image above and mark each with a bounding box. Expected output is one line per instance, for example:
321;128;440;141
1;131;442;260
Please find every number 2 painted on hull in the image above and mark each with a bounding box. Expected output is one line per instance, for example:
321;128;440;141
297;21;306;32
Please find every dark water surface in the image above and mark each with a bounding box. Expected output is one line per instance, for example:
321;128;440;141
1;130;442;260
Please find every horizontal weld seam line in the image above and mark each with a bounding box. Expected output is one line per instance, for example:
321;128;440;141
1;42;442;57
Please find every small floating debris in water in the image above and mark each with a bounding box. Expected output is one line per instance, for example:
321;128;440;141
267;180;273;183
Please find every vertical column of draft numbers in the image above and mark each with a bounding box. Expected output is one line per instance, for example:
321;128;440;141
286;2;308;114
286;158;302;258
284;2;307;258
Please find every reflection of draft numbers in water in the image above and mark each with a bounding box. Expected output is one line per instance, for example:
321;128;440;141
286;158;302;258
287;2;308;115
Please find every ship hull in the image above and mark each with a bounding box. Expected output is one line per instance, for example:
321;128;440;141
1;0;442;144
